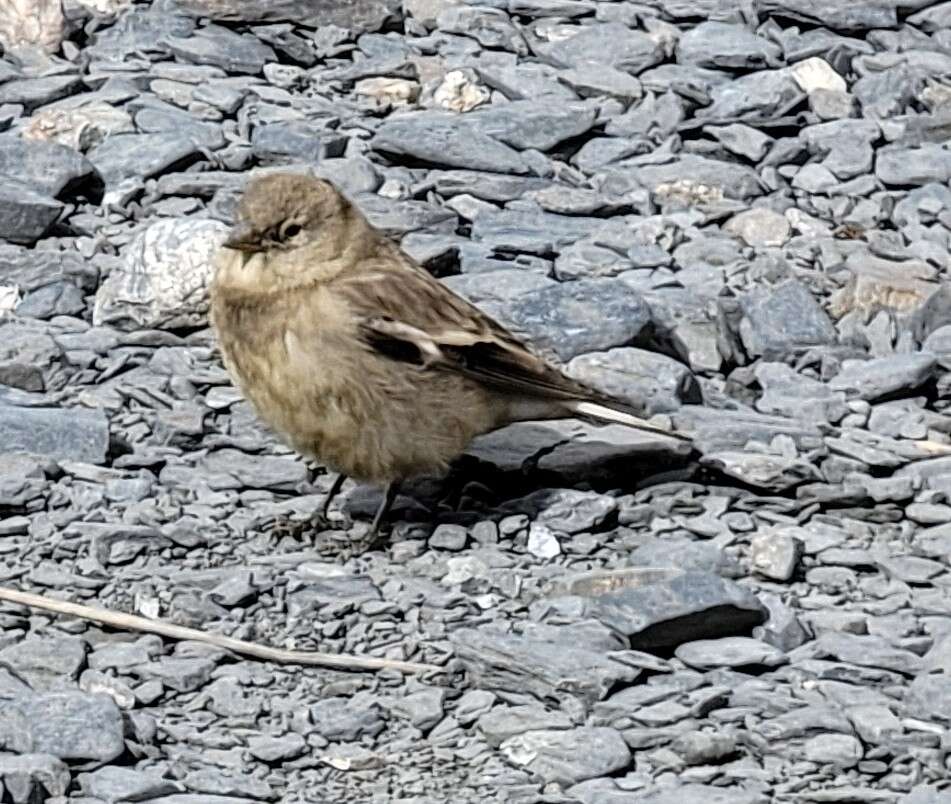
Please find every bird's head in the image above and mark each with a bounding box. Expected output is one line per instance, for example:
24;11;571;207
224;172;348;255
215;172;367;292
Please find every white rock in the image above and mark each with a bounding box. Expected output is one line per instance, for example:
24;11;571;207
792;163;838;193
0;0;64;55
23;102;135;152
527;523;561;560
0;285;20;314
355;77;419;106
725;208;791;248
750;530;803;581
431;69;489;113
442;556;489;586
93;218;229;331
803;733;864;768
790;57;847;94
75;0;131;12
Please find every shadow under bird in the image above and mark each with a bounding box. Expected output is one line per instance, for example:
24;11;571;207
211;172;690;546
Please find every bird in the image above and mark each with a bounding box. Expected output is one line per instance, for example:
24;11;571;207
210;172;690;547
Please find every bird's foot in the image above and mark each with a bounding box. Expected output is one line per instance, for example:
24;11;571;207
266;510;346;543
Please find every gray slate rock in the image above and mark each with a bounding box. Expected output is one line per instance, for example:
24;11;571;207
466;100;598;151
535;22;663;74
552;571;767;651
0;321;61;392
484;279;651;361
0;136;98;198
251;121;325;165
0;754;70;803
165;24;276;74
675;637;787;669
0;637;87;691
0;405;109;464
477;704;572;748
310;696;385;741
740;280;838;359
677;22;782;69
0;180;62;245
88;133;202;187
566;347;701;415
451;621;639;704
877;145;951;186
373;113;528;173
829;354;937;400
500;727;631;785
627;155;764;200
174;0;400;32
79;766;181;803
0;692;125;763
757;0;899;31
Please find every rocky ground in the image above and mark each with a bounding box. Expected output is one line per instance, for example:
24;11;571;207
0;0;950;801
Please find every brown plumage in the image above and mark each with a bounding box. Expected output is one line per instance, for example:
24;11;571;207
210;172;688;539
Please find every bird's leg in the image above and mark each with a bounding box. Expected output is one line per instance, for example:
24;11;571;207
321;472;348;520
267;472;348;543
360;482;399;551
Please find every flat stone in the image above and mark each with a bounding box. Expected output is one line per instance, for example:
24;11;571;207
828;354;937;401
740;280;838;359
247;733;307;762
0;179;62;245
469;205;603;254
566;347;700;415
536;22;663;73
251;121;324;165
174;0;400;32
477;704;572;748
675;637;787;670
724;208;791;248
0;321;61;392
465;99;598;151
812;632;922;676
79;766;181;802
0;692;125;763
677;22;781;69
877;144;951;186
0;637;87;691
451;621;639;704
165;24;276;75
483;278;651;361
0;404;109;464
87;132;202;187
757;0;899;31
310;696;384;741
754;362;848;423
905;673;951;723
500;727;631;786
436;6;525;53
0;754;70;803
0;75;81;113
373;113;527;174
626;155;764;201
550;570;767;651
0;135;98;198
750;529;804;581
803;733;864;768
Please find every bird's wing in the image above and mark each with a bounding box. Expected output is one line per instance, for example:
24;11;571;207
334;256;598;403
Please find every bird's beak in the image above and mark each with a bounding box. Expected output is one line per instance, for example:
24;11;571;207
223;223;264;253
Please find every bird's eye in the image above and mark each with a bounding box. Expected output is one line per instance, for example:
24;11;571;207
282;223;302;239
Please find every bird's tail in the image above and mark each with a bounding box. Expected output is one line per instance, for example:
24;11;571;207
568;400;692;443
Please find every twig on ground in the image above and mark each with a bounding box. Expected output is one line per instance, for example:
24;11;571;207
0;586;439;675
